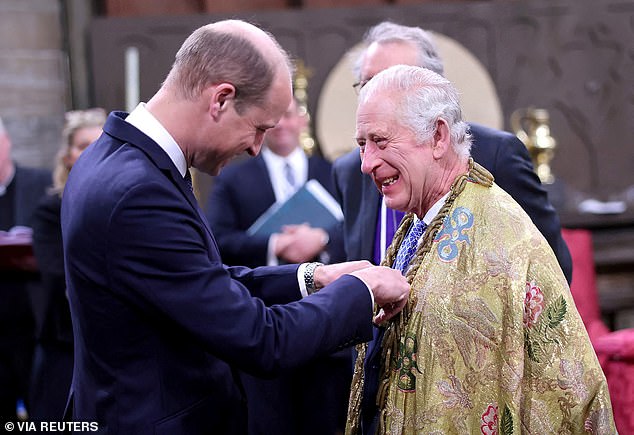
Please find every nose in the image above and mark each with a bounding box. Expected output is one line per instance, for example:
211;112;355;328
360;142;379;175
247;132;266;156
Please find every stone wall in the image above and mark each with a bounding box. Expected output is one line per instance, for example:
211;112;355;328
0;0;67;169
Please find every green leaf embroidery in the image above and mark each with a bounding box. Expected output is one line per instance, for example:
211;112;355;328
525;333;540;363
546;295;567;329
500;404;514;435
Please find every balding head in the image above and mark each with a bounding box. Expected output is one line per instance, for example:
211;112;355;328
163;19;292;114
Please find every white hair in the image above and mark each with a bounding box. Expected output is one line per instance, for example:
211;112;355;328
353;21;445;80
359;65;472;158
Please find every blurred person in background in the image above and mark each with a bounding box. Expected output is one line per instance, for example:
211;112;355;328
206;97;344;269
29;108;106;421
0;115;51;422
206;97;348;434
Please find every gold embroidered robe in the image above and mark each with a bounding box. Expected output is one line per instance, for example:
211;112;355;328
347;162;616;435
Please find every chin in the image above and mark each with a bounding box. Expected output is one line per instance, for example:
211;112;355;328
384;197;407;213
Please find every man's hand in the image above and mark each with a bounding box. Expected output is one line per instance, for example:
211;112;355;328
349;266;410;324
313;260;373;289
274;224;328;263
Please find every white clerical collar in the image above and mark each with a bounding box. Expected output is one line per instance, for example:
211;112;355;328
125;103;187;177
417;191;450;226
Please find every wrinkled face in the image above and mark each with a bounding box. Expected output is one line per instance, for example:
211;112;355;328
264;99;306;157
64;126;102;170
196;74;292;176
356;89;433;216
358;41;419;89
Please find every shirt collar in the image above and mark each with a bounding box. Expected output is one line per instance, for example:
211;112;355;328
124;103;187;177
416;191;450;226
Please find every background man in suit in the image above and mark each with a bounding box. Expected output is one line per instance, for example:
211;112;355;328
0;116;51;422
206;97;344;269
30;108;106;422
333;21;572;283
61;19;410;434
206;97;348;434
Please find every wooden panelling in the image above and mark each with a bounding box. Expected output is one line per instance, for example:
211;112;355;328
105;0;202;17
203;0;288;13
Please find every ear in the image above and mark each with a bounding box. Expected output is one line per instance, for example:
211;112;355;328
432;118;451;159
209;83;236;119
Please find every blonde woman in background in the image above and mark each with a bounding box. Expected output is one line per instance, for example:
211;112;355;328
29;108;105;421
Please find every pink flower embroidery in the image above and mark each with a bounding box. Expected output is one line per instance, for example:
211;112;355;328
481;404;498;435
524;280;544;327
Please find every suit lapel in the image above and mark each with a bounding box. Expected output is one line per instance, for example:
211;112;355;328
103;112;218;248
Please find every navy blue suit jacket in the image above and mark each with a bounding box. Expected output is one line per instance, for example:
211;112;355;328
332;122;572;283
61;112;373;434
205;152;345;268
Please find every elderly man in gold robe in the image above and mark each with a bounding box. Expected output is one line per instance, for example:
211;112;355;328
346;65;616;435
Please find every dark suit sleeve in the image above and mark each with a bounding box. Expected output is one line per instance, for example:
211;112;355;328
488;133;573;283
107;182;373;377
205;170;270;267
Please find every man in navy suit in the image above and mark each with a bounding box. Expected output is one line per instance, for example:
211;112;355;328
333;21;572;282
0;116;51;422
206;98;349;434
332;22;572;433
61;20;411;434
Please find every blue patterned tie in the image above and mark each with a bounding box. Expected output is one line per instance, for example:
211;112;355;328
393;218;427;274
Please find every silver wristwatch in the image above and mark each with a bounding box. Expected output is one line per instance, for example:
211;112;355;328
304;262;324;295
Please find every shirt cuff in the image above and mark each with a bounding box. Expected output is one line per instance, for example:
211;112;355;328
297;264;375;307
297;263;308;298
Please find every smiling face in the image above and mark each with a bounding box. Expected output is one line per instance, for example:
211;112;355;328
356;89;437;217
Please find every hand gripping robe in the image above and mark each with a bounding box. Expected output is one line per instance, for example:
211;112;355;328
347;161;616;434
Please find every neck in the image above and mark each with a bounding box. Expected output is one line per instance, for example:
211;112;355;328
146;90;196;165
414;158;469;218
